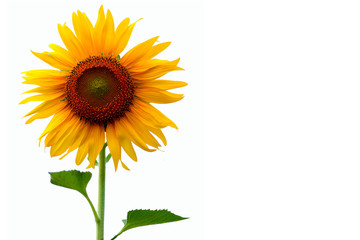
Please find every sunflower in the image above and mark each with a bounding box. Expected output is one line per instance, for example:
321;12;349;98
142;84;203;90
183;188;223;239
21;6;186;171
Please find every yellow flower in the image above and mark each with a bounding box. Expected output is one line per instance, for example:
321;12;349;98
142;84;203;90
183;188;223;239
21;6;186;171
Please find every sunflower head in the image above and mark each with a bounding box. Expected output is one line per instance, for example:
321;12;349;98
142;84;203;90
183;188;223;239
21;6;187;171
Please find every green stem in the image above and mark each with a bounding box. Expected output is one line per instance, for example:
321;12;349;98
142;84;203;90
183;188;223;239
96;143;106;240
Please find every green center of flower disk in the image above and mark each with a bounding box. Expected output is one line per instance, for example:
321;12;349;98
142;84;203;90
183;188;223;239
66;56;135;124
87;74;111;99
77;68;114;103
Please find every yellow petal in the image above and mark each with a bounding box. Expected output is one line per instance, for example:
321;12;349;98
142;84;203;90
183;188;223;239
106;122;122;170
58;23;87;60
51;119;82;156
120;116;156;152
114;120;138;162
125;113;161;148
129;101;171;129
130;107;163;129
136;87;184;104
78;11;94;32
75;141;89;165
93;5;106;55
49;44;77;65
74;123;94;165
137;80;187;90
44;127;60;147
72;12;94;56
49;114;78;149
45;115;77;148
115;18;130;33
60;121;91;159
148;127;167;146
144;42;171;60
39;108;72;141
132;99;178;129
109;17;130;56
22;81;66;89
24;100;67;124
120;160;130;171
31;51;73;70
19;91;64;104
131;59;183;81
120;36;159;68
113;18;141;56
23;99;64;117
22;69;68;78
102;9;115;56
22;86;64;94
128;59;178;73
87;124;105;168
22;77;67;87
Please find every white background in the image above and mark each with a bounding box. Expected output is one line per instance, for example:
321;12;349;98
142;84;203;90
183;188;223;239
3;0;360;240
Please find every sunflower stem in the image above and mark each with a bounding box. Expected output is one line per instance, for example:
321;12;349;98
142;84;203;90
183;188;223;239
96;143;106;240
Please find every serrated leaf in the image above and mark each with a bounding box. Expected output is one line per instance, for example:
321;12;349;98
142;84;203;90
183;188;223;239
112;209;188;239
49;170;92;197
49;170;99;223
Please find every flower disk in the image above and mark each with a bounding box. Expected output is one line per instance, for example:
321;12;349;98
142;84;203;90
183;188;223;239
66;56;134;125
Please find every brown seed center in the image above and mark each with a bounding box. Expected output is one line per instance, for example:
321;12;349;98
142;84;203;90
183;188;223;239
66;56;134;124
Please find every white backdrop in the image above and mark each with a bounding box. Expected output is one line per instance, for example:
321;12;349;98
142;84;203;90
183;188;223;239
204;1;360;240
4;0;360;240
3;0;203;240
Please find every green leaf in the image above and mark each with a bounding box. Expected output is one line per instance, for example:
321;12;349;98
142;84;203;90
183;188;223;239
49;170;92;197
49;170;100;223
116;55;121;60
111;209;188;239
